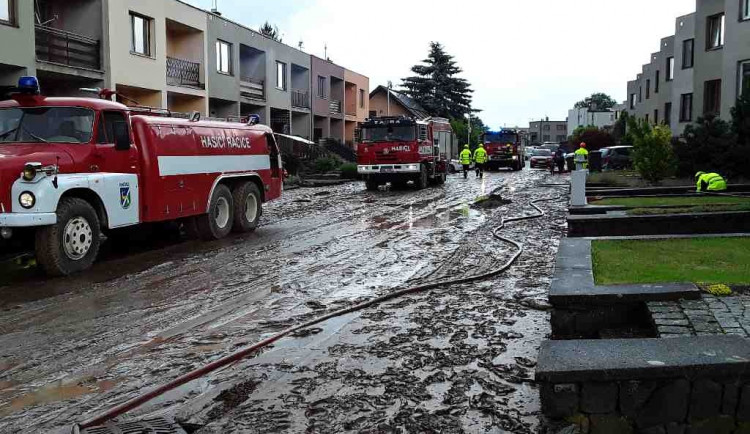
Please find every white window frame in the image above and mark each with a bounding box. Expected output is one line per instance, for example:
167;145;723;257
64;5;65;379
216;40;232;75
0;0;13;24
739;60;750;98
130;12;152;57
667;57;675;81
742;0;750;21
276;61;287;91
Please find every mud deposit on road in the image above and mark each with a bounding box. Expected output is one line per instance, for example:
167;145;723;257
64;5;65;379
0;170;567;433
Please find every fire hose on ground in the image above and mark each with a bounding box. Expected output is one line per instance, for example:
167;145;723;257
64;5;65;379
74;187;566;432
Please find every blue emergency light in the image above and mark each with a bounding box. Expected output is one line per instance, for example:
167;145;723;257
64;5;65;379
247;114;260;125
18;76;40;94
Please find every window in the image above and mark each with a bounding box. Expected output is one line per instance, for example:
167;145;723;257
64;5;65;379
98;111;129;144
653;109;659;124
130;12;152;56
0;0;14;25
740;61;750;98
317;75;326;98
630;93;637;109
369;110;377;118
645;114;649;124
359;89;365;108
682;39;694;69
557;124;565;131
655;70;660;93
707;13;725;50
276;61;287;90
665;102;672;127
703;79;722;115
543;135;550;142
646;79;651;99
216;40;232;75
556;135;566;142
543;124;550;131
0;107;95;144
667;57;675;81
639;86;643;102
680;93;693;122
742;0;750;21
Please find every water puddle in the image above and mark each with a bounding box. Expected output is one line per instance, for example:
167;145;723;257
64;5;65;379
0;377;120;417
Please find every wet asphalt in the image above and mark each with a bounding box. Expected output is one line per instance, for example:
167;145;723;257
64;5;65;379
0;168;569;433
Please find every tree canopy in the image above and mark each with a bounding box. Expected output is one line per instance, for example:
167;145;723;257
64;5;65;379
259;22;282;42
401;42;474;119
575;93;617;110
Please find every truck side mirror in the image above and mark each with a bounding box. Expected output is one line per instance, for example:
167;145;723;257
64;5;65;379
113;123;131;151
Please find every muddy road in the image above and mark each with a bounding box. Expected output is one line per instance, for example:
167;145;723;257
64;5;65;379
0;169;568;433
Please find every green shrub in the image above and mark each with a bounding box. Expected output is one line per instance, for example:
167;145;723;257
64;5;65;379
630;120;676;184
340;163;358;179
314;156;341;173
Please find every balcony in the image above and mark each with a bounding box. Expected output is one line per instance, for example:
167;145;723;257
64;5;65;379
329;100;342;115
35;25;101;71
166;57;204;89
292;89;310;109
240;77;265;101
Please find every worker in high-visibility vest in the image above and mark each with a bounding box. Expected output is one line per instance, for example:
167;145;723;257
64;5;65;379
459;145;472;179
574;142;589;170
473;144;488;179
695;172;728;192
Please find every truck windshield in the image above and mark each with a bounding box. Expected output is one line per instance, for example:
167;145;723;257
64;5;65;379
484;133;518;144
362;125;415;143
0;107;95;144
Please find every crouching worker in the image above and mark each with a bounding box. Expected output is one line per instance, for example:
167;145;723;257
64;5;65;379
695;171;727;192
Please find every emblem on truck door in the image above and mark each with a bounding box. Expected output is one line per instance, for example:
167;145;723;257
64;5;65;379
120;182;132;210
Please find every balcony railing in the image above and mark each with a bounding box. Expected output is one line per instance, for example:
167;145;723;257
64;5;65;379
35;25;101;70
240;77;265;101
166;57;204;89
291;89;310;108
329;100;342;115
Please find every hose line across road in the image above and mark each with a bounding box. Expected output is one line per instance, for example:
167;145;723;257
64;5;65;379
76;187;566;431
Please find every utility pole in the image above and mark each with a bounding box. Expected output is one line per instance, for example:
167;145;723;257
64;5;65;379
387;81;392;116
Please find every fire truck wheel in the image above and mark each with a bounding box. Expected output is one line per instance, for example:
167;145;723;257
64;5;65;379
416;165;429;190
196;184;234;241
35;197;101;276
435;171;447;185
365;179;379;191
232;181;262;233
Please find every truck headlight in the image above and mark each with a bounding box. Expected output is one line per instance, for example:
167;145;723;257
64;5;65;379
22;164;38;181
512;156;519;161
19;192;35;209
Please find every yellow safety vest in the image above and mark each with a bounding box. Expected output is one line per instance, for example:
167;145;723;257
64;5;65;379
460;149;472;165
474;147;488;164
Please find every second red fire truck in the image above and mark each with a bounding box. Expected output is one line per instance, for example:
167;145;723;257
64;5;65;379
0;77;283;276
482;129;525;171
357;116;450;191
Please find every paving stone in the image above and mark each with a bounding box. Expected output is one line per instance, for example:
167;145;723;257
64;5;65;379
738;384;750;422
684;415;735;434
662;333;695;338
722;328;747;336
653;313;689;320
589;414;633;434
636;380;690;428
651;307;684;314
655;319;690;327
541;383;579;419
658;326;692;335
582;382;618;414
649;301;679;307
721;383;739;416
688;379;722;420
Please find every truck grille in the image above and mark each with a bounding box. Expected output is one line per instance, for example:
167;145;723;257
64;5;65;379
375;152;399;162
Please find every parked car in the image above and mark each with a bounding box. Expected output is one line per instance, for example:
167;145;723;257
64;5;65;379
448;159;473;173
601;146;633;170
540;142;561;153
529;149;553;169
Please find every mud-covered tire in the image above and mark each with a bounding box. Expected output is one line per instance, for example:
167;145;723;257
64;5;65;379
416;165;429;190
35;197;101;276
232;181;262;233
365;178;379;191
195;184;234;241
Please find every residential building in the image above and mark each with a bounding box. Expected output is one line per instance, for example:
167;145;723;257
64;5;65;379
567;107;621;133
625;0;750;135
529;119;567;144
0;0;106;96
0;0;368;145
368;85;431;120
344;68;369;146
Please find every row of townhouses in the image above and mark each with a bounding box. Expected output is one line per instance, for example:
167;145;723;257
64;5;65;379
0;0;369;145
626;0;750;135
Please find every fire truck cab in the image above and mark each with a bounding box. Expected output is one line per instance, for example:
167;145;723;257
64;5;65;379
482;129;525;171
0;77;283;276
357;116;449;191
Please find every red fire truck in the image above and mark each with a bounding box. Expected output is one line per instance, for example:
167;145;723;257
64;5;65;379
482;129;525;171
0;77;283;276
357;116;449;191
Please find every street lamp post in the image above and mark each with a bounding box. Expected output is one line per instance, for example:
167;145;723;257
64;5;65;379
464;112;471;146
387;81;392;116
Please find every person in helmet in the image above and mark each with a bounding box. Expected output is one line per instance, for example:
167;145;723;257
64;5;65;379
574;142;589;169
459;144;472;179
473;143;488;178
695;171;727;192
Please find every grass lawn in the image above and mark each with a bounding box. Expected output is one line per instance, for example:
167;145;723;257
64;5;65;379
592;238;750;285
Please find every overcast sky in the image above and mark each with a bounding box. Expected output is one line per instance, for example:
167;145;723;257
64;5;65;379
185;0;695;129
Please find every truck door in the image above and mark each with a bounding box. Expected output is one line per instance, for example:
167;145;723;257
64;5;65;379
94;111;140;175
266;133;281;178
